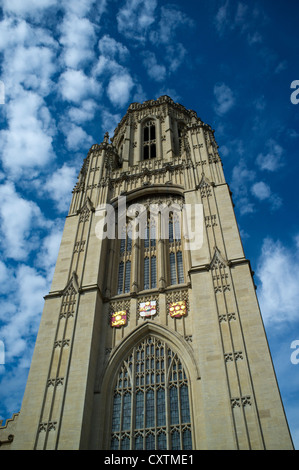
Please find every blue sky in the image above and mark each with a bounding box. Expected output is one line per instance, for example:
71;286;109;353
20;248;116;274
0;0;298;449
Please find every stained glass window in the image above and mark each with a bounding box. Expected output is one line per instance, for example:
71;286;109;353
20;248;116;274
110;336;192;450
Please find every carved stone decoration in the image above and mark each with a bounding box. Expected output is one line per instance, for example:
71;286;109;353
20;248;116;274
231;396;251;409
78;196;94;223
197;173;213;198
224;351;243;362
39;421;57;433
209;247;230;293
47;377;64;387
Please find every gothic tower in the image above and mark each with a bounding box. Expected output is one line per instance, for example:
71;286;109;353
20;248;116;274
2;96;293;450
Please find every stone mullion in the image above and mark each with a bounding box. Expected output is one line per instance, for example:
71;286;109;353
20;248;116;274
34;284;77;450
78;203;94;289
73;217;86;277
67;213;82;281
94;150;105;207
195;128;204;168
87;153;98;204
130;350;136;450
211;275;240;450
200;187;213;262
210;250;243;449
131;226;139;296
104;237;117;299
228;272;266;449
176;363;184;450
43;295;72;450
206;131;217;184
156;117;162;160
205;191;217;255
221;273;252;449
157;212;166;291
201;127;210;168
212;184;229;264
164;344;171;450
34;296;64;450
53;289;81;450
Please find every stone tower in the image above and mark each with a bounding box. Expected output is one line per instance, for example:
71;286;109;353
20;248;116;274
2;96;293;450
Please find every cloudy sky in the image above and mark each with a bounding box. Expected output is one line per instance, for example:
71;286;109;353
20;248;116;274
0;0;298;449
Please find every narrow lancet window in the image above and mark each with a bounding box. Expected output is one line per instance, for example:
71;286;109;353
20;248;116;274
143;120;156;160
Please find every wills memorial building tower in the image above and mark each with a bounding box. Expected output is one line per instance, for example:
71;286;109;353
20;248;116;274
0;96;293;450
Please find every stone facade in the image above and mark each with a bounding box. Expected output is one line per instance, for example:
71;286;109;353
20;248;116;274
0;96;293;450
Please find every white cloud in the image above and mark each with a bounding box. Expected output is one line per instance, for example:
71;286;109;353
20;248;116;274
117;0;157;42
98;34;129;62
107;73;134;107
213;82;236;115
214;0;230;35
166;43;187;73
8;45;56;95
275;60;287;74
2;0;57;17
93;55;122;77
0;17;57;50
60;0;106;18
251;181;271;200
256;139;285;171
44;164;78;213
214;1;266;48
63;123;93;152
100;109;122;138
143;52;166;82
251;181;282;211
0;89;56;178
0;264;49;361
230;159;256;215
256;237;299;327
58;69;102;104
59;14;96;69
67;99;98;125
149;5;193;45
247;31;263;46
0;182;49;261
35;224;64;275
0;17;57;51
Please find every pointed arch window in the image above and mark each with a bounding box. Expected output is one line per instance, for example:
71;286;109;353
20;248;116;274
169;212;184;285
117;223;132;294
114;197;188;296
143;120;156;160
109;336;193;450
143;216;157;290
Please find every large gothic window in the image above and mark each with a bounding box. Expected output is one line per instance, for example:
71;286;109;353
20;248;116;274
110;336;192;450
115;197;187;296
143;120;156;160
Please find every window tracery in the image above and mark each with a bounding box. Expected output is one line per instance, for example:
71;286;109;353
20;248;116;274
116;196;186;295
110;336;192;450
143;120;156;160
